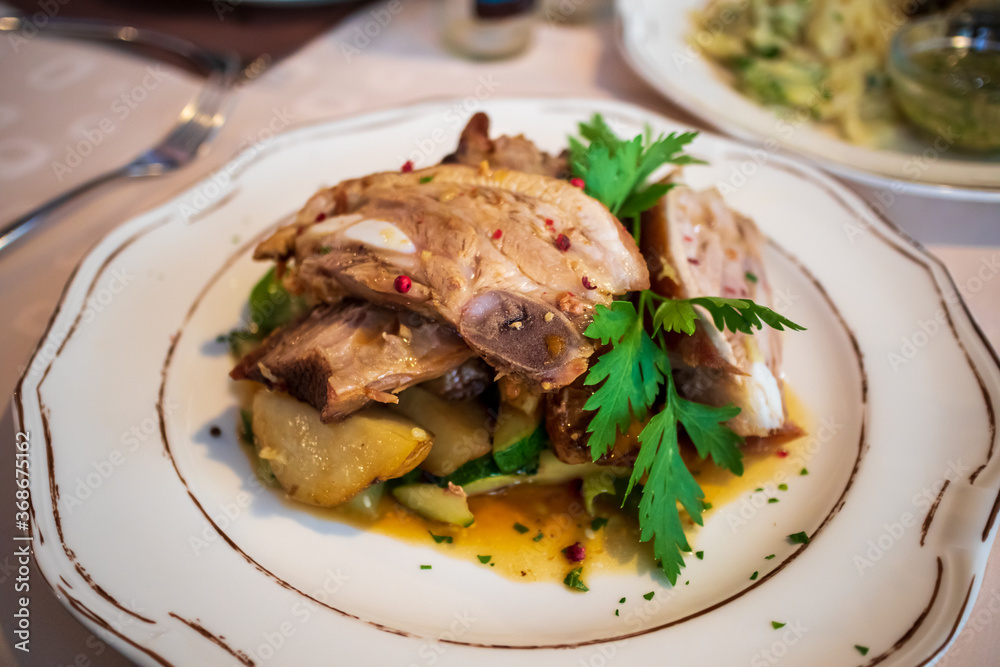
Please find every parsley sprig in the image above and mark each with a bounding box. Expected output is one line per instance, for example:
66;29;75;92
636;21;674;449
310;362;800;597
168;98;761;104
569;114;804;585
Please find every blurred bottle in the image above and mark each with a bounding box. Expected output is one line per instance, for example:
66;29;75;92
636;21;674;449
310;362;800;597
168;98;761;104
444;0;537;60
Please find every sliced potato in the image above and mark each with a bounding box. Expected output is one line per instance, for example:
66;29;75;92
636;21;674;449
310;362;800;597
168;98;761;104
394;386;491;477
253;390;432;507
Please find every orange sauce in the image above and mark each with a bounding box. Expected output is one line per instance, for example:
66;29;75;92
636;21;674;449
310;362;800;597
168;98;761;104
248;389;811;584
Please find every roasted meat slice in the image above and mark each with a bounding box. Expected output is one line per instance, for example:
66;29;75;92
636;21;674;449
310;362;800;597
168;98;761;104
230;301;474;422
442;112;568;178
255;163;649;388
642;185;787;437
545;373;641;466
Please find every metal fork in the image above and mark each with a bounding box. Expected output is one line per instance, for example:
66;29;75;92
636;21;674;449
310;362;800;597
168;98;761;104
0;16;244;254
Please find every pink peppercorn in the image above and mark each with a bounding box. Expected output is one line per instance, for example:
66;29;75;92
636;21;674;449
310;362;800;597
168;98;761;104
582;276;596;290
492;229;502;240
401;160;414;173
545;218;554;227
555;234;571;252
315;212;327;222
570;177;585;188
394;275;412;293
776;450;788;459
563;542;585;563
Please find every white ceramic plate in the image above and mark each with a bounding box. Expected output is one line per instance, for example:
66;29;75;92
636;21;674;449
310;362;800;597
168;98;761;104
616;0;1000;202
14;98;1000;666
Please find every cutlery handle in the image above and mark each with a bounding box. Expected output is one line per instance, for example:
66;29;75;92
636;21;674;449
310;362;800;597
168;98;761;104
0;165;131;255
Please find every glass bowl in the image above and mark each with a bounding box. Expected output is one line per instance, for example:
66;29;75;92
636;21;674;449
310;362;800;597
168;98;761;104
888;9;1000;152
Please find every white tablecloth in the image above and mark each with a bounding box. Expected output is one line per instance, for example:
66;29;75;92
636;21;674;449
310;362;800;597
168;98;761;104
1;1;997;664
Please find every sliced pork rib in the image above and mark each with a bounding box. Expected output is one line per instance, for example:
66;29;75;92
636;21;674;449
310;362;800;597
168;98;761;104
642;185;787;437
255;164;649;389
230;301;474;422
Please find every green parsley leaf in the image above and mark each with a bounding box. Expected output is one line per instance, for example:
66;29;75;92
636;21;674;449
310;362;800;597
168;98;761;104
429;532;452;544
745;271;758;283
788;531;810;545
703;502;713;510
765;554;776;560
569;114;702;221
768;498;779;504
772;621;785;629
591;517;609;531
564;567;589;592
513;522;529;534
583;302;669;458
419;175;434;184
619;597;626;604
778;483;788;491
695;551;704;560
855;645;869;656
800;468;809;475
614;609;619;616
643;591;655;600
653;297;805;337
750;571;759;580
420;565;432;570
533;531;544;542
477;555;492;564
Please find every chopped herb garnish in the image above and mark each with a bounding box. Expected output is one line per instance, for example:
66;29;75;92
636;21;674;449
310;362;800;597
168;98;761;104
429;531;453;544
772;621;785;630
788;531;810;545
768;498;779;504
619;597;626;604
755;487;764;492
695;551;704;560
750;571;759;580
855;645;869;656
477;555;492;564
703;502;713;510
591;517;609;531
800;468;809;475
419;175;434;183
615;609;619;616
563;567;589;592
643;591;655;601
745;271;758;283
533;531;544;542
765;554;776;560
513;522;529;534
778;483;788;491
420;565;432;570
